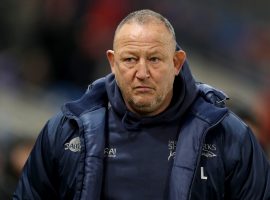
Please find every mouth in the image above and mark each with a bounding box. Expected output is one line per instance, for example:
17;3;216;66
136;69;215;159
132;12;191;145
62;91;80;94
133;86;154;93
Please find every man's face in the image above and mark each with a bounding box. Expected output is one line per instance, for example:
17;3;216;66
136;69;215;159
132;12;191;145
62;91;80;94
107;22;186;116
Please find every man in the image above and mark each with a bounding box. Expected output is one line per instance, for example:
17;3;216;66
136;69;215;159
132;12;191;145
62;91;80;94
14;9;270;200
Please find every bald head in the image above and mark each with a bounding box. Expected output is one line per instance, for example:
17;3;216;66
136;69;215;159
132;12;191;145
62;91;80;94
113;9;176;50
106;9;186;116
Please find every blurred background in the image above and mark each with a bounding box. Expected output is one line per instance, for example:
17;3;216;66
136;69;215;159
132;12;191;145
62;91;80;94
0;0;269;198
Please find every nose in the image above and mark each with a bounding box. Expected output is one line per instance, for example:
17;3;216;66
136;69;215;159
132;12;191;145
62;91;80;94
135;59;150;79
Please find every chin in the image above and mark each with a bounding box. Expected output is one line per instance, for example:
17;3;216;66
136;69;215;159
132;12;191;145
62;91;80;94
133;98;154;106
134;101;157;110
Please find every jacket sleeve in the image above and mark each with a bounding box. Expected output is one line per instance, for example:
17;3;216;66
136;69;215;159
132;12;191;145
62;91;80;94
13;114;63;200
225;121;270;199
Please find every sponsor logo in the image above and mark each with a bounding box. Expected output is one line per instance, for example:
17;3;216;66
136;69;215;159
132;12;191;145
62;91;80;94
168;140;177;161
202;143;217;158
104;147;117;158
64;137;81;152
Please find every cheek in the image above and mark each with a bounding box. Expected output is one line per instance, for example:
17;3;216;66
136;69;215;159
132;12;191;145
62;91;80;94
114;68;134;92
157;69;175;87
162;77;174;92
116;67;134;83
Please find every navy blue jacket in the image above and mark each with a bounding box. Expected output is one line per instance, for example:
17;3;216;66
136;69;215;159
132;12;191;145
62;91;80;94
13;62;270;199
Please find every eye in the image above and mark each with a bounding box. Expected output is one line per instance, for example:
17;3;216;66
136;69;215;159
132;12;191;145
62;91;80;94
149;57;160;63
124;57;137;63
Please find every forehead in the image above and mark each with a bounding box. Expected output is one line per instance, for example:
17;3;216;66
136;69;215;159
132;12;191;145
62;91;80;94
114;22;174;50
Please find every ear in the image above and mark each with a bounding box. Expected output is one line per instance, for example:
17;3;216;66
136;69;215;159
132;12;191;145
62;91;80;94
173;50;186;75
106;50;115;74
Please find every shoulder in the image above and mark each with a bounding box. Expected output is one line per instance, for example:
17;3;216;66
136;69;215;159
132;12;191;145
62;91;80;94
220;111;250;139
205;108;253;151
62;77;108;117
218;111;258;159
42;112;81;154
211;110;260;168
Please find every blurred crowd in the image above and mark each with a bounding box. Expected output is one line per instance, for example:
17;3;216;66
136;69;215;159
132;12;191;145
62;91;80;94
0;0;270;198
0;134;35;198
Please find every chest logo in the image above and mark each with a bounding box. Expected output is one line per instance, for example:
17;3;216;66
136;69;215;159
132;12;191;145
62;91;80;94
65;137;81;152
202;143;217;158
104;147;117;158
168;140;177;161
